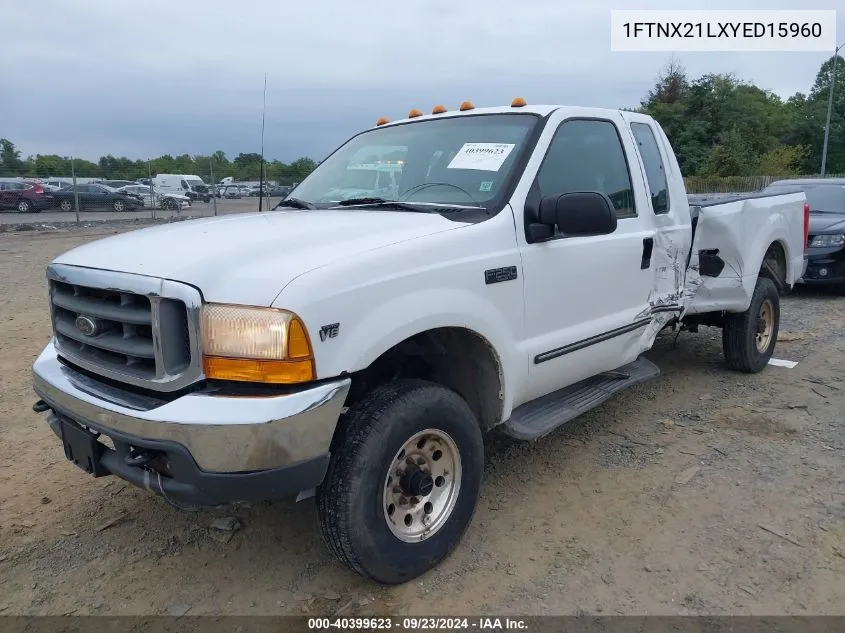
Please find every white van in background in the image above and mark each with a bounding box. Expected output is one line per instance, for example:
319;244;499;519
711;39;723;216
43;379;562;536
154;174;211;202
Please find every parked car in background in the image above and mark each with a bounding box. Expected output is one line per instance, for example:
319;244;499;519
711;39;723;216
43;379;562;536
269;185;293;197
52;183;144;212
98;180;139;189
136;178;151;186
220;184;242;199
0;180;52;213
762;178;845;293
154;174;211;202
115;185;191;211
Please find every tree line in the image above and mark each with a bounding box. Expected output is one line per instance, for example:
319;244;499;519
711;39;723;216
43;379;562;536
0;143;318;185
638;55;844;179
1;54;843;183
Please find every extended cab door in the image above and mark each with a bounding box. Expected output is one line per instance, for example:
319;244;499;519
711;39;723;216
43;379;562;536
516;111;663;404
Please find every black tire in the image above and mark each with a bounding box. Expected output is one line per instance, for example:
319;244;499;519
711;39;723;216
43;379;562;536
59;199;73;212
17;199;32;213
161;198;176;211
722;276;780;373
317;379;484;584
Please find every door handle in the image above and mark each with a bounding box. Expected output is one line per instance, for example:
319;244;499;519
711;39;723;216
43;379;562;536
641;237;654;269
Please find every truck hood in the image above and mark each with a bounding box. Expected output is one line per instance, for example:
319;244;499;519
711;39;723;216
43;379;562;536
808;212;845;233
54;210;466;305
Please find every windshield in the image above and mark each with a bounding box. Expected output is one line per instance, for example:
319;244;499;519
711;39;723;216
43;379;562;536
187;178;205;188
765;183;845;213
804;185;845;213
290;113;539;212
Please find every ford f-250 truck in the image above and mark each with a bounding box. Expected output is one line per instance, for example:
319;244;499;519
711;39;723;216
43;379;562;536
31;99;809;584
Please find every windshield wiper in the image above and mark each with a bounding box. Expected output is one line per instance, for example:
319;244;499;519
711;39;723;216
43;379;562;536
276;197;315;210
335;197;446;212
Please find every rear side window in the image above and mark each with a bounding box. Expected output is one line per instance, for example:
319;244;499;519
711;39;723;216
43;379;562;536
630;122;670;214
536;119;636;219
181;179;189;189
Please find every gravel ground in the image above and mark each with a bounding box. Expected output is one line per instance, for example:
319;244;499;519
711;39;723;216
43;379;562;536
0;224;843;617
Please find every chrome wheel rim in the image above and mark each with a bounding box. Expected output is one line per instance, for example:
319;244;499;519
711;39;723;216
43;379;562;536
18;201;29;212
383;428;462;543
756;299;774;352
60;201;71;211
114;200;124;212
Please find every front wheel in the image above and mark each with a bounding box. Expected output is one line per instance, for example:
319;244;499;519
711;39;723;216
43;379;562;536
112;199;126;212
722;276;780;373
17;199;32;213
317;379;484;584
59;199;73;212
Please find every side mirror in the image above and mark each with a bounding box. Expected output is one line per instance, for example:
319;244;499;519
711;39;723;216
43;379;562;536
530;191;617;241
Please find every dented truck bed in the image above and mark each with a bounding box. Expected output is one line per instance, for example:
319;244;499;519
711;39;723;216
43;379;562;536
683;191;807;315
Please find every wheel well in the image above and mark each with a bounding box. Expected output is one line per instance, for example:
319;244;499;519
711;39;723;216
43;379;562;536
759;241;787;292
345;327;504;431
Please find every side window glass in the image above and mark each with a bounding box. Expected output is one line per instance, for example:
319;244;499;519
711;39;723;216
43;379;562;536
631;122;670;214
536;119;635;219
181;179;190;189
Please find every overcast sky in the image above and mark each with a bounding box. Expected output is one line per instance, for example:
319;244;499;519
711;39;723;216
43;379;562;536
2;0;843;163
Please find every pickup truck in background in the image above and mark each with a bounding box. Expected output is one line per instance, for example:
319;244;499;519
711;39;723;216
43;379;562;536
31;100;808;584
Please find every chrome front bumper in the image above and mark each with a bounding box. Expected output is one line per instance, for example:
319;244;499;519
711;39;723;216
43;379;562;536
32;344;350;473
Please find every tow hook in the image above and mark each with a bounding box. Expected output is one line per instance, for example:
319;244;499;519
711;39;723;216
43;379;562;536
125;449;159;468
32;400;50;413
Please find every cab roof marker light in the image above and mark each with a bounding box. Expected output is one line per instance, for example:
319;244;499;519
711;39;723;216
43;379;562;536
408;108;423;118
376;117;390;126
432;105;447;114
511;97;527;107
459;101;475;111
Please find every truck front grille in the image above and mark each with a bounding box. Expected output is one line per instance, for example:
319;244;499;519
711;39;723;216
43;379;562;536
47;264;202;392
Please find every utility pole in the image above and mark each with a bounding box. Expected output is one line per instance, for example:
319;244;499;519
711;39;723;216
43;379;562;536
71;157;80;225
209;158;218;216
821;43;844;176
148;161;155;219
258;72;267;211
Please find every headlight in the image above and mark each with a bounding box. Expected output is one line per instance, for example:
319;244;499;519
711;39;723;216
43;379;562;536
809;234;845;248
200;304;315;384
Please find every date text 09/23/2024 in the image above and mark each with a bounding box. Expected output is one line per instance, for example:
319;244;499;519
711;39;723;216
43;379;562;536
307;617;528;630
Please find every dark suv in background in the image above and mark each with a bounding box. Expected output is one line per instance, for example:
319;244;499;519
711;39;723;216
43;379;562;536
763;178;845;293
0;180;52;213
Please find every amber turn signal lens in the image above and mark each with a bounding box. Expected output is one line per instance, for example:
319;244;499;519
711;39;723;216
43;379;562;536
287;317;313;360
511;97;527;107
203;356;315;384
376;117;389;126
459;101;475;111
408;108;423;118
432;104;447;114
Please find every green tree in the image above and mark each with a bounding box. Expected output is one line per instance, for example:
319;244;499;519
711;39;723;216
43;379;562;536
0;138;24;175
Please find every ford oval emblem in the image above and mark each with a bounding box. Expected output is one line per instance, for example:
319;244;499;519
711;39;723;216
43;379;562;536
75;315;98;337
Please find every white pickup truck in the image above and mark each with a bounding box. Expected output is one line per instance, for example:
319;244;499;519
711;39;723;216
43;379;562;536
32;100;808;584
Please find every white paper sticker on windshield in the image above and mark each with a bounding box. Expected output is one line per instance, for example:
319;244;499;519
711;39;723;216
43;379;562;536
447;143;515;172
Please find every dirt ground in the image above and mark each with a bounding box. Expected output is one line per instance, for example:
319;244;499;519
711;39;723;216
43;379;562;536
1;226;844;617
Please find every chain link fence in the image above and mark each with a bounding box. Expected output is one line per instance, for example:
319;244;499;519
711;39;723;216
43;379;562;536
0;153;312;225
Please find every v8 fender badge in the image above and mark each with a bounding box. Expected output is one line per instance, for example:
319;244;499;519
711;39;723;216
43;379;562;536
319;323;340;342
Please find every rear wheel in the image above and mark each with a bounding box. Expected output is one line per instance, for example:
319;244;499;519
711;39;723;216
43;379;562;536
59;199;73;212
317;379;484;584
722;277;780;373
17;199;32;213
112;199;126;212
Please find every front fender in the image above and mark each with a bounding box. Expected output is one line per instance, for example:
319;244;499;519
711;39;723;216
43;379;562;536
330;288;519;422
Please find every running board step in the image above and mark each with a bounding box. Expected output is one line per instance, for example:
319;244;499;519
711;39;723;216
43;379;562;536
502;357;660;440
